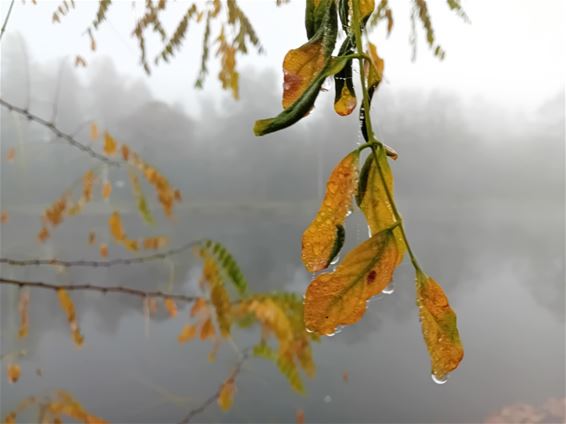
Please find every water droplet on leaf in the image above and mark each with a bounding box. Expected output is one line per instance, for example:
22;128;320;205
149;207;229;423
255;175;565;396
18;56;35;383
431;374;448;385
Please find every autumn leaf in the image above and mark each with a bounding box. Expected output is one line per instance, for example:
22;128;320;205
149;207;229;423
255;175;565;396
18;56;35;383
57;289;84;347
333;37;356;116
7;363;20;384
218;378;235;412
357;149;405;264
0;210;8;224
296;409;305;424
178;324;197;343
416;270;463;381
200;318;216;340
6;147;16;162
103;131;117;155
101;181;112;200
190;298;207;317
108;211;126;242
361;0;376;21
99;243;109;257
37;226;50;243
302;151;359;273
366;42;384;92
197;240;249;296
18;289;29;339
164;298;177;317
304;228;399;335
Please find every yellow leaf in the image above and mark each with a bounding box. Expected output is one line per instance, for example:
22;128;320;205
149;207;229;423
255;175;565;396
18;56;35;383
7;363;20;384
361;0;375;20
304;229;399;335
217;378;235;412
416;271;463;381
282;40;326;109
57;289;84;347
367;42;384;90
357;150;405;264
200;318;216;340
164;298;177;318
301;151;359;272
177;324;197;343
103;131;117;156
101;181;112;200
108;211;125;242
334;83;357;116
37;226;50;243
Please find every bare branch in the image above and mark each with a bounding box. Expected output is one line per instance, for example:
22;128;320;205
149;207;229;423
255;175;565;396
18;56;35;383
0;98;121;166
0;240;199;268
0;0;16;42
0;277;200;304
178;350;250;424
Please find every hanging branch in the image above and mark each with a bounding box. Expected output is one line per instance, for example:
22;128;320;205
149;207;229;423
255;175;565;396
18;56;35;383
0;240;199;268
0;277;200;304
178;350;250;424
0;98;120;166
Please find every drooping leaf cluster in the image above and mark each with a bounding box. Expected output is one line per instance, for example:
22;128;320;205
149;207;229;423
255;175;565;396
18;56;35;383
253;0;464;382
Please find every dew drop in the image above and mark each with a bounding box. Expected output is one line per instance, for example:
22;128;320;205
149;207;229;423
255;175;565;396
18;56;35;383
431;374;448;385
323;395;332;403
330;255;340;266
382;282;395;295
367;225;372;238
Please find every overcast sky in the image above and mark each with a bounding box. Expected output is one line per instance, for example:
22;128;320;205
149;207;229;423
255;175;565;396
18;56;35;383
1;0;565;115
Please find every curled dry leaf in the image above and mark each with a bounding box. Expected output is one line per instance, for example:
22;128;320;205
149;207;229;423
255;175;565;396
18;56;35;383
302;151;359;273
304;228;399;335
416;270;463;380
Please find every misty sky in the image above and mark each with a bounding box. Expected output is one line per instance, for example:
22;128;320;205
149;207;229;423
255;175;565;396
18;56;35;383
2;0;564;116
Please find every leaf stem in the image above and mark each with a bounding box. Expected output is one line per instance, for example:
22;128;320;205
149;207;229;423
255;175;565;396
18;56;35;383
351;0;421;272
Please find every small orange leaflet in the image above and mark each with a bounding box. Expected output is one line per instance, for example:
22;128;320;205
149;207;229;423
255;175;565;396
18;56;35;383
164;298;177;318
218;378;235;412
178;324;197;344
200;318;216;340
6;147;16;162
0;210;8;224
99;243;109;257
190;297;207;317
7;364;20;383
37;227;50;243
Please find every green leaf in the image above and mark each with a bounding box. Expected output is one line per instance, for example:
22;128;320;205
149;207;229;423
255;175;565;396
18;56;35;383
200;240;249;296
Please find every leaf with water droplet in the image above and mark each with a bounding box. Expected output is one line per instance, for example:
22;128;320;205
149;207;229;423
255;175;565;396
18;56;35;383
304;227;399;335
416;270;463;382
357;149;405;264
333;37;356;116
302;151;359;272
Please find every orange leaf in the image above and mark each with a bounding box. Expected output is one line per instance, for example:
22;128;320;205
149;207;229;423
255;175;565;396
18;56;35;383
57;289;84;347
361;0;375;20
121;144;130;161
304;229;399;335
342;370;349;383
6;147;16;162
90;123;99;141
99;243;109;257
301;151;359;272
18;289;29;339
296;409;305;424
200;318;216;340
164;298;177;318
0;210;8;224
282;40;326;109
7;363;20;383
217;378;235;412
37;226;50;243
190;298;207;317
177;324;197;343
108;212;125;242
334;83;357;116
416;271;464;381
103;131;117;156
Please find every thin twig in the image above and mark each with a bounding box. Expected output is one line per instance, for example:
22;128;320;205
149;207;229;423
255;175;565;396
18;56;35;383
0;277;200;304
178;350;250;424
0;98;121;166
0;0;16;42
0;240;199;268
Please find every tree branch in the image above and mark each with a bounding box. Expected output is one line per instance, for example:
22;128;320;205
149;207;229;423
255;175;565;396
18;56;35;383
0;240;199;268
178;350;250;424
0;98;121;167
0;277;199;304
0;0;15;42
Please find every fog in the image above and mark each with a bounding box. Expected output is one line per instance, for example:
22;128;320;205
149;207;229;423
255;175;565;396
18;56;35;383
1;11;564;423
